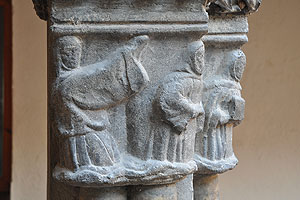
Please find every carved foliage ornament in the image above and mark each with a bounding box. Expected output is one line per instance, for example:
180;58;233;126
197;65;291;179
206;0;261;14
32;0;48;20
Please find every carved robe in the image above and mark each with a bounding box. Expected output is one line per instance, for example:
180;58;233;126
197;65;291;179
152;69;204;163
194;79;244;173
53;50;149;171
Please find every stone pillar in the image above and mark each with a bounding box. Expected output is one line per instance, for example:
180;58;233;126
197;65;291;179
33;0;209;199
193;1;261;200
79;187;127;200
194;175;219;200
129;184;177;200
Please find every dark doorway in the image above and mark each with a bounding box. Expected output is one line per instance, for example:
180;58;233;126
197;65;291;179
0;0;11;198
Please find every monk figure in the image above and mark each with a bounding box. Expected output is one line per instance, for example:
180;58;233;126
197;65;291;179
151;41;205;163
52;35;149;172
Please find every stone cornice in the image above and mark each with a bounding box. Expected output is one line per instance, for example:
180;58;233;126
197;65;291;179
32;0;48;20
33;0;261;21
206;0;261;15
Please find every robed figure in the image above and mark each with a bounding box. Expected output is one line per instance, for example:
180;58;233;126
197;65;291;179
151;41;205;163
52;35;149;172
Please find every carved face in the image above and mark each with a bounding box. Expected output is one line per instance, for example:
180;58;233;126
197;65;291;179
188;41;205;75
230;50;246;81
57;36;82;70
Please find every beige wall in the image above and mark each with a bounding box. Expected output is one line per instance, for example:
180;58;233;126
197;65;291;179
10;0;300;200
219;1;300;200
11;0;47;200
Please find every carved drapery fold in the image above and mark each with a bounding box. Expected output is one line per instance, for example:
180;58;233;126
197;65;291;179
194;16;248;176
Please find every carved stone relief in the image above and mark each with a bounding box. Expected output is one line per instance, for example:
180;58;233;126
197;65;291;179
194;48;246;174
206;0;261;14
45;0;208;197
194;16;248;175
32;0;261;199
193;16;249;200
151;41;205;163
52;35;151;186
50;34;207;197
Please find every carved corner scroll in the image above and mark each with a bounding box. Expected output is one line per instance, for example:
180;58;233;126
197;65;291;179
32;0;48;20
206;0;261;14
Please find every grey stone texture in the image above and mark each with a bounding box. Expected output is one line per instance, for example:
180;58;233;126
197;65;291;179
193;15;249;200
206;0;261;14
194;16;248;175
129;184;178;200
194;175;219;200
32;0;261;199
79;187;127;200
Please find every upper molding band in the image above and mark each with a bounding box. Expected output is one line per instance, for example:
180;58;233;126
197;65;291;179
33;0;261;21
50;23;208;35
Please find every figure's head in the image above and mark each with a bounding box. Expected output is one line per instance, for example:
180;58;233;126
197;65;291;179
230;50;246;82
187;40;205;75
57;36;82;70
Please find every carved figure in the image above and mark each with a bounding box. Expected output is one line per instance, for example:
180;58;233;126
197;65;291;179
52;35;149;173
194;50;246;174
151;41;205;163
31;0;261;198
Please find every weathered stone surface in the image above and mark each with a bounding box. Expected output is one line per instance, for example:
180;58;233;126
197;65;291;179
176;175;194;200
32;0;261;199
193;15;248;200
45;1;208;199
79;187;127;200
129;184;178;200
194;15;247;176
194;175;219;200
52;35;152;186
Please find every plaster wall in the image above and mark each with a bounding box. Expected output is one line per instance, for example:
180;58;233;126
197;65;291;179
10;0;300;200
11;0;47;200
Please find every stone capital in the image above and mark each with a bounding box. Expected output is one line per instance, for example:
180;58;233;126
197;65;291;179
32;0;262;199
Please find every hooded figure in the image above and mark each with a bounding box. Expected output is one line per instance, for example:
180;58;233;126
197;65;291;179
151;41;205;163
194;50;246;173
52;35;149;172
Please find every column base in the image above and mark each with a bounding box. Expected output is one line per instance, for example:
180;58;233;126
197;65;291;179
79;187;127;200
128;184;177;200
194;175;219;200
176;175;194;200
